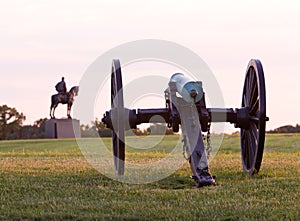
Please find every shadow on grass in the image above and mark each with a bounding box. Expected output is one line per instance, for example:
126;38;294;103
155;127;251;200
152;174;194;189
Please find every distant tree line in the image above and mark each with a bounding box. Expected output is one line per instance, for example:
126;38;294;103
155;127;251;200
81;118;174;138
0;104;174;140
268;124;300;134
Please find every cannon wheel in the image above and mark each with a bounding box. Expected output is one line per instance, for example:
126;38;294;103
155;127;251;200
241;59;266;175
111;59;125;175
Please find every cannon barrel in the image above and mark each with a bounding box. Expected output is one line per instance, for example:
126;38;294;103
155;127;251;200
170;73;203;103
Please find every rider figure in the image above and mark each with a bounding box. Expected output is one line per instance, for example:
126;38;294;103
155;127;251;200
55;77;67;96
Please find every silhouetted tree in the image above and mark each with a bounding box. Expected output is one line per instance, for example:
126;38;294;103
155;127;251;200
93;118;112;137
268;124;300;133
147;123;174;135
0;105;26;140
19;118;47;139
80;123;99;137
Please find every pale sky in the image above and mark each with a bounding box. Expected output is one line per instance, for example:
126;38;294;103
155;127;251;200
0;0;300;133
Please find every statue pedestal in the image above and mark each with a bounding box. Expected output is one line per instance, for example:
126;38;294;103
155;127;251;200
45;119;81;139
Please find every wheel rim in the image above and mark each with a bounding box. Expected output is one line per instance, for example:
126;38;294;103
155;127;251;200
240;59;266;175
111;59;125;175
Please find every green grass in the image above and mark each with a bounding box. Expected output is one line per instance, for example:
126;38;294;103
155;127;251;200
0;134;299;220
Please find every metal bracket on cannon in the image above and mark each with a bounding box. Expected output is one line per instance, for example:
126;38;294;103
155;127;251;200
102;59;269;179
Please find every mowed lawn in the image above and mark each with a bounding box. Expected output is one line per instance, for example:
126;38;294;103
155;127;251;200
0;134;299;220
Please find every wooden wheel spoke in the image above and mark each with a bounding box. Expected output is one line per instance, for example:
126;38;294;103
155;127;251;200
245;132;251;165
241;131;247;158
249;123;258;160
250;96;259;115
241;131;246;160
245;73;251;105
249;68;255;90
242;130;250;169
249;81;258;108
242;124;258;170
243;94;249;107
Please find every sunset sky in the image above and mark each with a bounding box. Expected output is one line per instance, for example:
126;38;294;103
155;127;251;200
0;0;299;133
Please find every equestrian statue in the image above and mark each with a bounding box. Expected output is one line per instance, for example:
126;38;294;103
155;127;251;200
50;77;79;119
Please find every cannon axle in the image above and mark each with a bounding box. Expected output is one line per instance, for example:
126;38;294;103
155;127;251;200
103;107;257;131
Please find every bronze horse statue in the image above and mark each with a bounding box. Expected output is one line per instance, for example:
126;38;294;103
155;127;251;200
50;86;79;119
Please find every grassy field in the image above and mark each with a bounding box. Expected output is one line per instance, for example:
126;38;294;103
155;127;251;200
0;134;299;220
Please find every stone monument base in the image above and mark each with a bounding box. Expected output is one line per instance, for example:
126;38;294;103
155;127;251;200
45;118;81;139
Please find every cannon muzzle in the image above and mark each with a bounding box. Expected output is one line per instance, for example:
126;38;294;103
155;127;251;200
170;73;203;103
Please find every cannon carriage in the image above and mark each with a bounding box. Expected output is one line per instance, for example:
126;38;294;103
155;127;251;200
102;59;268;186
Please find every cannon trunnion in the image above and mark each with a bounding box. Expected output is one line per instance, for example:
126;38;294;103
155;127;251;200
102;59;268;181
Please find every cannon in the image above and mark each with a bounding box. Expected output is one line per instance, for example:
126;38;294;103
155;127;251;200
102;58;268;186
